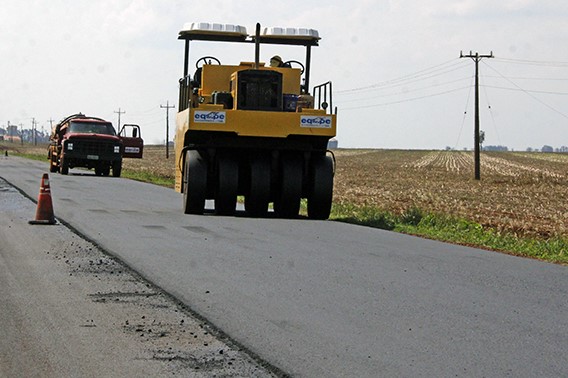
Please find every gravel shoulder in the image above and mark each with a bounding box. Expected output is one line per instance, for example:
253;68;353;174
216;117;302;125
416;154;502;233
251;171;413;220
0;178;280;377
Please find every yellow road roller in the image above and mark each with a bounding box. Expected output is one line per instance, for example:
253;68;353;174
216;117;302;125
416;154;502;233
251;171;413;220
175;22;337;219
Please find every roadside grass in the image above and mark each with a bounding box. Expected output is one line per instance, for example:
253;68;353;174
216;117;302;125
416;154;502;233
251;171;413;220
9;151;47;162
121;170;175;188
7;144;566;265
331;203;568;265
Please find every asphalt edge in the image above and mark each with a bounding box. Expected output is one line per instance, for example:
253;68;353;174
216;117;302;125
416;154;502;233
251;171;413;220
0;174;291;378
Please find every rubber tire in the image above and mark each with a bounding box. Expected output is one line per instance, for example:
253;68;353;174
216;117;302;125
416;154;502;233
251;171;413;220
112;161;122;177
183;150;207;215
275;154;303;218
102;164;111;177
49;155;58;173
215;154;238;216
307;155;334;220
60;160;69;175
245;155;270;217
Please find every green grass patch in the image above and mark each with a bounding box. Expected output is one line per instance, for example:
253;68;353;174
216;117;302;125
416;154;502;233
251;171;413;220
331;203;397;230
331;203;567;265
11;151;47;162
121;170;175;188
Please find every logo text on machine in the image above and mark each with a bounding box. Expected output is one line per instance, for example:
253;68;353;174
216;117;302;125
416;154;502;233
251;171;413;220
300;116;332;128
194;111;226;124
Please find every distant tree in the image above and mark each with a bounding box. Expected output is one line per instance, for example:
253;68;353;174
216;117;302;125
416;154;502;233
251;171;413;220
541;145;554;153
526;147;533;152
484;145;508;152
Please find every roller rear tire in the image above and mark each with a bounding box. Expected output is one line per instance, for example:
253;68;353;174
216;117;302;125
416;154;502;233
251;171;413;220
183;150;208;214
307;154;334;220
245;155;270;217
275;154;303;218
215;154;238;216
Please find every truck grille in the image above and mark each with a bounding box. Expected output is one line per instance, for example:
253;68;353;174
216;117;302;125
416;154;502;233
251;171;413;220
72;140;116;155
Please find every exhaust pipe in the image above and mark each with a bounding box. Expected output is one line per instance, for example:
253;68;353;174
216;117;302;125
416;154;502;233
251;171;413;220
254;23;260;69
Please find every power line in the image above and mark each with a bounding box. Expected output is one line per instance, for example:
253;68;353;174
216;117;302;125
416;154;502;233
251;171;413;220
482;74;568;81
340;86;470;110
493;57;568;67
454;75;474;150
480;74;502;146
338;76;472;104
336;59;469;94
480;85;568;95
483;61;568;120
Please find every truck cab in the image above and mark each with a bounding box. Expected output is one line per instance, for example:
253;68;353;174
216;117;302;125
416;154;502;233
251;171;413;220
48;113;144;176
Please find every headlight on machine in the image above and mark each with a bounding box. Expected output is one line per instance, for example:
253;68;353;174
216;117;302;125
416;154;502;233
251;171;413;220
114;145;121;153
67;142;73;151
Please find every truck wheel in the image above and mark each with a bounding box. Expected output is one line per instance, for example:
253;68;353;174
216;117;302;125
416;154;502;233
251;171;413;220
215;154;238;216
112;162;122;177
60;160;69;175
102;164;110;176
245;155;270;217
307;154;334;220
275;153;303;218
95;164;103;176
49;158;58;173
183;150;207;214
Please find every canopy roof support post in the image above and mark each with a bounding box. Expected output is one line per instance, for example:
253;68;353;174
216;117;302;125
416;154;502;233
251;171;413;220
254;23;260;69
304;45;312;94
183;39;190;77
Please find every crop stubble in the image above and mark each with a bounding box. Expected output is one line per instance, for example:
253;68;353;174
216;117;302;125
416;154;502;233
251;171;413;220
334;150;568;238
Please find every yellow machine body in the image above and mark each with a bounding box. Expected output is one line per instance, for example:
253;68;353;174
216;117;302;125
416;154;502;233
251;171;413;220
174;22;337;219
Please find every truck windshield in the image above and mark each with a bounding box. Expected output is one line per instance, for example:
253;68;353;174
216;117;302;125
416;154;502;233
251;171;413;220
69;122;116;135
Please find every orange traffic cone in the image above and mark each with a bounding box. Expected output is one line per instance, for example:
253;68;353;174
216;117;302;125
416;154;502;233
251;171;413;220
29;173;56;225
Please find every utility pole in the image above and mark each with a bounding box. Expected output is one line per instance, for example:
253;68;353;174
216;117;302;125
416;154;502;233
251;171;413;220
114;108;126;132
47;118;54;143
32;118;38;145
160;101;175;159
460;51;494;180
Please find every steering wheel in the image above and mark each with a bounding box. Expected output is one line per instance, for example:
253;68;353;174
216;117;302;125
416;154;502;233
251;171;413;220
195;56;221;68
284;60;305;74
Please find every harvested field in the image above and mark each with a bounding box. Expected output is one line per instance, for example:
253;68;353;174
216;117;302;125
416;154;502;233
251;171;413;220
334;150;568;238
5;143;567;239
121;145;175;178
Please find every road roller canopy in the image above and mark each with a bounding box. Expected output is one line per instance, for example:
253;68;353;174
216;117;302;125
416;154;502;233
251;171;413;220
178;22;322;92
178;22;321;46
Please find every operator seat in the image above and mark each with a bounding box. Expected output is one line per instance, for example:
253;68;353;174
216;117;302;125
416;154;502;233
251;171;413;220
192;67;202;88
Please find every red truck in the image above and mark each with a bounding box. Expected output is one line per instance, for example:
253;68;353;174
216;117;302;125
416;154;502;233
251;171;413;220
48;113;143;176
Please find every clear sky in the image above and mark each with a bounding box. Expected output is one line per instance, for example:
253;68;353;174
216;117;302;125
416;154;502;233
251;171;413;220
1;0;567;150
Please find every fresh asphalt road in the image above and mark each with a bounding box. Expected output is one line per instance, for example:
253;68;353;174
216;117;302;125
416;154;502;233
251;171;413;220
2;156;567;377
